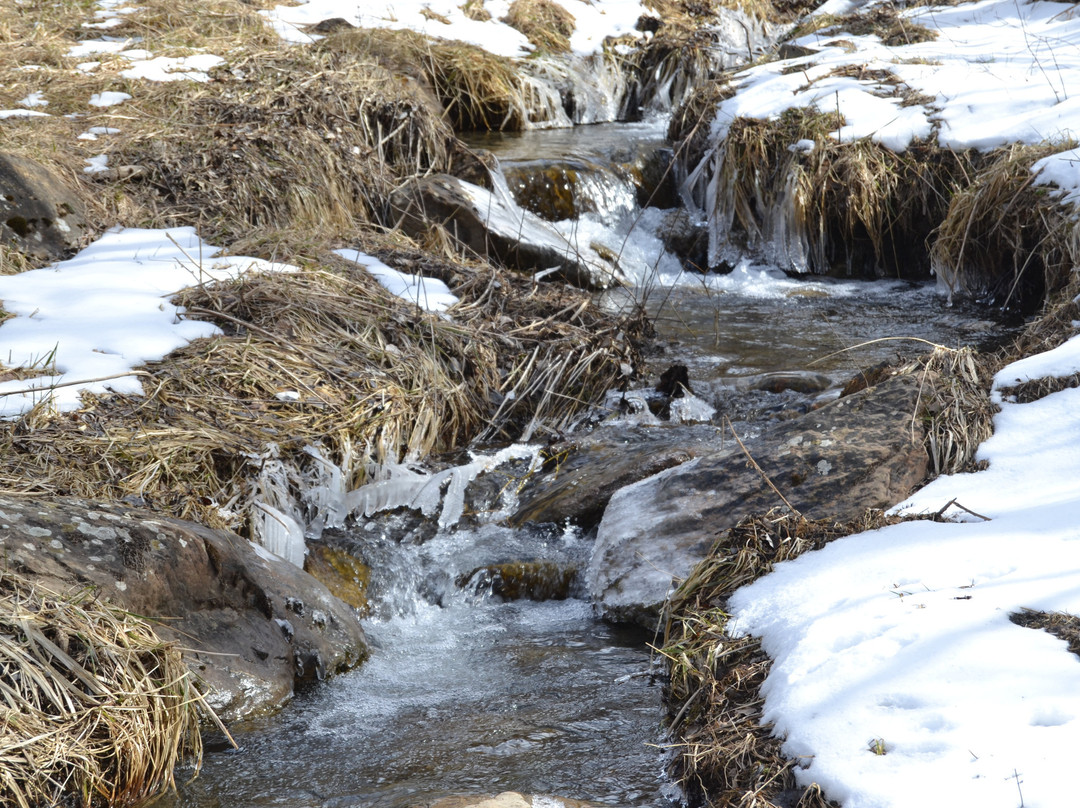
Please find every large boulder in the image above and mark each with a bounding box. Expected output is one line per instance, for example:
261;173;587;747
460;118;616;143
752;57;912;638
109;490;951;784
0;495;368;722
389;174;619;289
586;371;931;628
0;153;88;262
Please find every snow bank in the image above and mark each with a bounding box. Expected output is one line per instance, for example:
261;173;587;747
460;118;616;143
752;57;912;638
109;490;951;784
729;328;1080;807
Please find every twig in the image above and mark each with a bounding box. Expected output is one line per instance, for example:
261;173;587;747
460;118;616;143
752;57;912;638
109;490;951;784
724;417;802;518
0;371;150;398
934;497;991;521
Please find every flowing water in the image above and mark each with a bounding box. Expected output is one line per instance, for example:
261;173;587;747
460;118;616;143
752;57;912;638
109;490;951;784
164;121;1014;808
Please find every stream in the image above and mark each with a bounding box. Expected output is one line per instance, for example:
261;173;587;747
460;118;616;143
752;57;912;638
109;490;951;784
161;120;1012;808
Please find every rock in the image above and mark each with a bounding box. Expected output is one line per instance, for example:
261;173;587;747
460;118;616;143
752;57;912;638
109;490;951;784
0;153;88;262
389;174;620;289
510;424;719;529
0;495;368;722
587;370;930;628
456;560;577;601
656;208;708;273
418;792;598;808
304;542;371;615
743;370;834;395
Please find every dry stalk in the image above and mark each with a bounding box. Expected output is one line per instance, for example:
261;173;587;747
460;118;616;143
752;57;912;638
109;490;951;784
0;569;216;808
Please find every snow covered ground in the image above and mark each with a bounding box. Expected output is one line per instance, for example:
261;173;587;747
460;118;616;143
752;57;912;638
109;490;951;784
729;326;1080;807
707;0;1080;153
0;228;292;418
261;0;652;57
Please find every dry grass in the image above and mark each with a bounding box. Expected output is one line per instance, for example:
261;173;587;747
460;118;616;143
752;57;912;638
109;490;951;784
502;0;576;54
0;245;644;534
320;27;536;131
0;570;212;808
931;141;1080;313
907;345;996;476
1011;608;1080;658
660;509;904;807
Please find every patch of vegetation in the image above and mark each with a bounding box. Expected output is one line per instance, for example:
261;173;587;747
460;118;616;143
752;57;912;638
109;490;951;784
660;508;906;807
502;0;576;54
1011;608;1080;658
0;570;219;808
932;141;1080;313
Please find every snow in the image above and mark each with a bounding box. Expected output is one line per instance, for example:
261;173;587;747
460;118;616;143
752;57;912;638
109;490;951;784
261;0;649;58
729;330;1080;807
0;228;292;418
705;0;1080;153
334;249;459;313
88;91;131;107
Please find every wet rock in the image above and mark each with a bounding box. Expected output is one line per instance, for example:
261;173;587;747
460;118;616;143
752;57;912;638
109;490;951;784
389;174;620;289
0;153;88;262
587;370;930;628
743;370;834;395
510;425;718;529
304;542;371;615
419;792;598;808
0;495;368;722
457;560;577;601
656;208;708;273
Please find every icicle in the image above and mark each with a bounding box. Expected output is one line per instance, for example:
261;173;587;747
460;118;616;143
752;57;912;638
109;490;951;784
254;501;306;568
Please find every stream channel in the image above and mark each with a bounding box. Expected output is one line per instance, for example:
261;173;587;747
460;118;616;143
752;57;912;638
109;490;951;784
162;120;1010;808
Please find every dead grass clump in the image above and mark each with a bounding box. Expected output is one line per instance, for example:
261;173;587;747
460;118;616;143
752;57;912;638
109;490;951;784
1011;608;1080;658
502;0;576;54
623;24;734;116
660;508;902;807
321;28;532;131
931;142;1080;314
102;46;454;247
0;570;212;808
462;0;493;22
673;104;979;277
820;3;939;46
908;345;996;476
0;246;644;533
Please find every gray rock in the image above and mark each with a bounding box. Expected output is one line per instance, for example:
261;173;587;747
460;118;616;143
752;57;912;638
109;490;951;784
587;371;930;628
389;174;620;289
0;153;88;262
510;424;721;529
0;495;368;722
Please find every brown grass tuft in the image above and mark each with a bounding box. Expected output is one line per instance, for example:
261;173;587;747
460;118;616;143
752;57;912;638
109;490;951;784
931;142;1080;313
0;570;212;808
502;0;576;54
660;508;904;807
673;105;979;278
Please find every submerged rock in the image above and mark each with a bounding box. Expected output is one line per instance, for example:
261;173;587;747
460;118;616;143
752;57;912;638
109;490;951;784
0;496;367;721
587;371;931;628
389;174;620;289
457;560;577;601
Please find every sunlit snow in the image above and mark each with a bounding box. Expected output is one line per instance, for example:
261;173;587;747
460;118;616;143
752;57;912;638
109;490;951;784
0;228;292;418
730;330;1080;808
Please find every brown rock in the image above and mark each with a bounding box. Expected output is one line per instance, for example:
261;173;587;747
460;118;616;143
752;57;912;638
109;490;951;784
0;496;368;722
304;542;371;615
0;153;88;262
